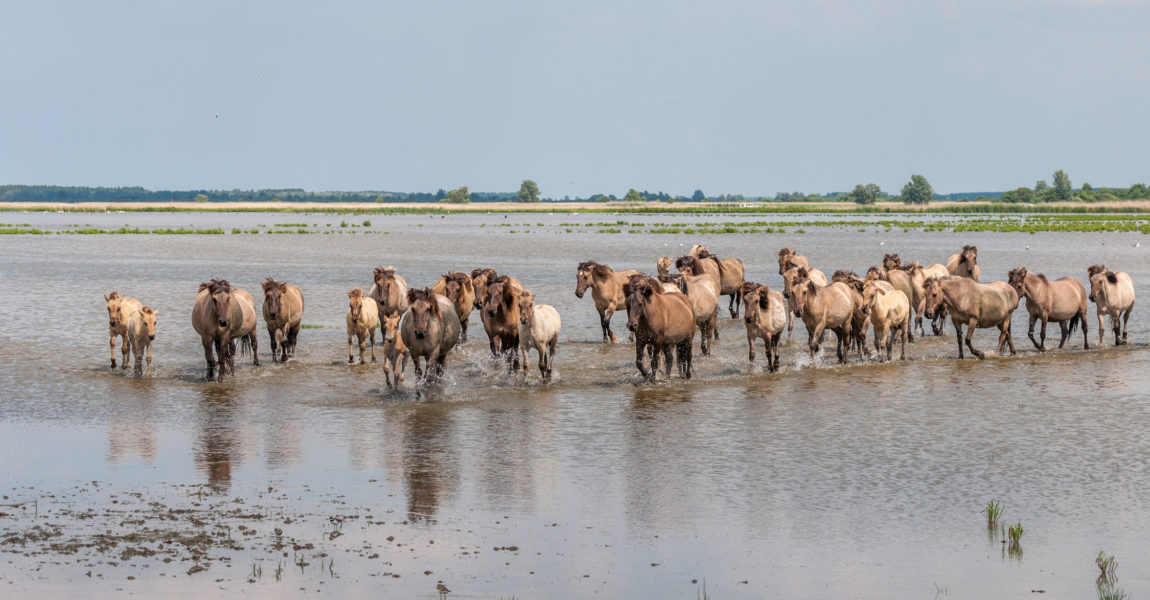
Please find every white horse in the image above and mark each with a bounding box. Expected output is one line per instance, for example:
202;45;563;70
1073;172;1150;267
126;306;158;376
346;288;379;364
517;292;561;381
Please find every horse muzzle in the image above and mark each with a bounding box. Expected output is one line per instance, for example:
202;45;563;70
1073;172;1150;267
414;331;426;340
792;309;802;318
1089;294;1096;302
109;320;117;326
218;319;228;327
486;309;497;318
268;312;277;319
923;311;934;319
148;335;155;341
744;316;753;324
575;289;585;299
782;292;790;299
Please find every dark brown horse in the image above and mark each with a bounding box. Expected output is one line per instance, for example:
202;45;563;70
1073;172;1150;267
1007;267;1089;351
482;275;522;371
625;275;695;381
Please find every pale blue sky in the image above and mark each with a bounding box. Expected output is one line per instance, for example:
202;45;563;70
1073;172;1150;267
2;0;1147;197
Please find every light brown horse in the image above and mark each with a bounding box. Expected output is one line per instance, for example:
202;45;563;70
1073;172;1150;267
691;245;746;318
517;292;561;381
656;256;673;276
400;289;461;383
261;278;305;362
105;291;142;369
1087;265;1136;346
903;261;951;335
432;272;476;341
1007;267;1089;351
369;267;409;317
781;266;827;339
658;272;719;355
482;275;523;371
675;254;722;293
947;245;981;281
922;277;1018;360
862;281;910;361
126;306;158;376
778;248;810;275
191;279;259;381
624;275;695;381
869;263;917;342
788;277;855;365
346;288;378;364
831;270;871;358
381;313;408;389
741;282;786;372
575;261;638;343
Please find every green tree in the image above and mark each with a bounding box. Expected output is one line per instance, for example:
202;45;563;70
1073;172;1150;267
517;179;540;203
849;183;884;205
1002;187;1035;203
593;195;611;203
1052;170;1072;202
624;188;642;203
1081;182;1093;192
442;186;470;204
194;193;209;203
900;175;933;205
691;189;706;202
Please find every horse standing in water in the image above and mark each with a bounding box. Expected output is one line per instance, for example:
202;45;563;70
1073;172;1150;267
1007;267;1089;351
432;272;476;341
922;277;1018;360
575;261;638;343
192;279;258;381
105;291;142;369
261;278;304;362
400;288;461;384
625;275;695;381
1087;265;1136;346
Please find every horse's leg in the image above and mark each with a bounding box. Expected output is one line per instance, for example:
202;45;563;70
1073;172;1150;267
769;334;780;372
662;344;674;378
144;339;153;377
634;341;649;380
369;327;377;362
109;330;118;368
509;335;521;372
1026;313;1040;351
700;321;711;357
460;318;468;343
398;352;407;385
649;343;662;381
348;331;356;364
1121;304;1133;344
808;325;822;365
1038;314;1049;352
384;355;393;388
133;340;143;376
953;321;965;360
1080;306;1090;350
1113;310;1122;346
546;337;557;380
203;338;215;380
835;328;847;364
1096;308;1105;347
603;305;618;343
746;331;755;364
250;333;259;366
1057;319;1069;349
268;329;278;363
963;318;983;359
120;334;130;370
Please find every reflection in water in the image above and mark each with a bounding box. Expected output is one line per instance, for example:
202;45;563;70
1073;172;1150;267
196;386;241;492
106;381;157;463
401;406;458;522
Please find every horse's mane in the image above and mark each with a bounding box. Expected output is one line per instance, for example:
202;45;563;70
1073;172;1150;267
141;306;155;315
831;269;857;283
106;291;121;300
1087;265;1108;278
1007;267;1026;284
883;253;901;267
349;288;365;300
740;281;763;296
201;279;231;294
865;266;884;281
373;267;397;281
262;277;286;293
963;245;978;254
778;248;794;258
675;255;706;275
405;287;439;314
625;274;664;296
657;273;688;294
471;267;495;279
694;249;725;276
444;271;470;285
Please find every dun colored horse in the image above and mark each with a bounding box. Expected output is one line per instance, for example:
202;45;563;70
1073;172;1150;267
575;261;638;343
482;275;523;371
105;291;142;369
869;263;917;342
126;306;158;376
675;255;722;296
947;245;981;281
1007;267;1089;351
658;272;719;354
778;248;810;275
471;268;523;310
346;288;378;364
381;314;409;389
831;270;871;358
656;256;673;276
903;262;951;335
261;278;304;362
1087;265;1136;346
517;292;561;381
192;279;258;381
781;266;827;339
862;281;910;361
788;277;855;365
370;267;409;317
690;245;746;318
922;277;1018;360
400;288;461;383
432;272;476;341
625;275;695;381
740;282;785;372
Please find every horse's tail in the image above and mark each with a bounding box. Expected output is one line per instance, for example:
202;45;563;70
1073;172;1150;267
673;277;688;294
1067;311;1080;335
238;333;253;357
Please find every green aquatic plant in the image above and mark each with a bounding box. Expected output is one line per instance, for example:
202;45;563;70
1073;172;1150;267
1096;551;1118;583
1007;522;1024;547
983;500;1003;528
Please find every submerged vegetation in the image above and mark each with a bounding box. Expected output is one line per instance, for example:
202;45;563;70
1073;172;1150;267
983;500;1003;528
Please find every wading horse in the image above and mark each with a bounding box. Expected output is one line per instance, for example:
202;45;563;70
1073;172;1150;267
1007;267;1089;351
261;278;304;362
192;279;258;381
922;277;1018;360
1087;265;1136;346
575;261;638;343
625;275;695;381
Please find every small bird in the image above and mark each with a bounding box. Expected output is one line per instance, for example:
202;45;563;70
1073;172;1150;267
437;580;450;599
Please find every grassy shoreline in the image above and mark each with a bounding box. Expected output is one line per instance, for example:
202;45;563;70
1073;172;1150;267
7;200;1150;215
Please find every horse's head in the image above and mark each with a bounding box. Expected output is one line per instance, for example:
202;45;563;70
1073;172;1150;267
789;278;815;318
140;306;158;340
674;255;702;276
864;266;884;282
960;245;978;266
348;288;366;322
781;267;803;299
382;314;401;344
624;275;655;332
262;277;287;320
778;248;796;274
882;253;901;271
484;276;512;318
741;283;767;324
861;281;883;317
1087;265;1108;302
517;291;536;326
922;278;945;319
656;256;672;275
202;279;232;327
373;267;398;299
406;288;439;340
441;272;471;304
105;291;124;327
1007;267;1029;299
574;261;597;298
471;268;495;308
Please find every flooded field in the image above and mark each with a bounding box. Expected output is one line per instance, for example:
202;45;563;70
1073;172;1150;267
2;210;1149;598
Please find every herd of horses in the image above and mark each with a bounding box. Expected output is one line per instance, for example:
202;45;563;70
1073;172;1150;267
102;244;1137;385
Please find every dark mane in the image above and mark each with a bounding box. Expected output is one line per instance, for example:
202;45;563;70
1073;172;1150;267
106;291;121;300
658;273;688;294
778;248;793;258
141;306;155;315
695;249;725;275
373;267;397;281
1087;265;1108;278
963;245;978;253
406;287;437;312
1007;267;1026;284
349;288;365;300
201;279;230;294
577;260;599;272
471;267;496;279
445;271;470;285
675;255;705;275
262;277;286;293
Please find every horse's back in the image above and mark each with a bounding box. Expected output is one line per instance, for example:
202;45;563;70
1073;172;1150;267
435;294;462;355
767;290;786;334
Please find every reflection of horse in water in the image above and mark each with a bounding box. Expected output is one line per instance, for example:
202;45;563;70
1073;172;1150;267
402;407;458;523
107;393;158;463
195;387;241;492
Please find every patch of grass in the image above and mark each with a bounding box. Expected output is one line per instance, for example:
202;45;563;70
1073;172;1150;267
1007;522;1024;547
1096;551;1118;583
299;324;323;329
983;500;1003;528
362;219;371;226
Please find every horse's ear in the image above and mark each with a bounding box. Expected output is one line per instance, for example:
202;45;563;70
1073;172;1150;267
1107;272;1118;284
463;277;473;291
406;289;418;303
425;289;440;314
807;280;817;296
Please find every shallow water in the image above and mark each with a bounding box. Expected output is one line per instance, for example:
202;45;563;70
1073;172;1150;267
2;211;1149;598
